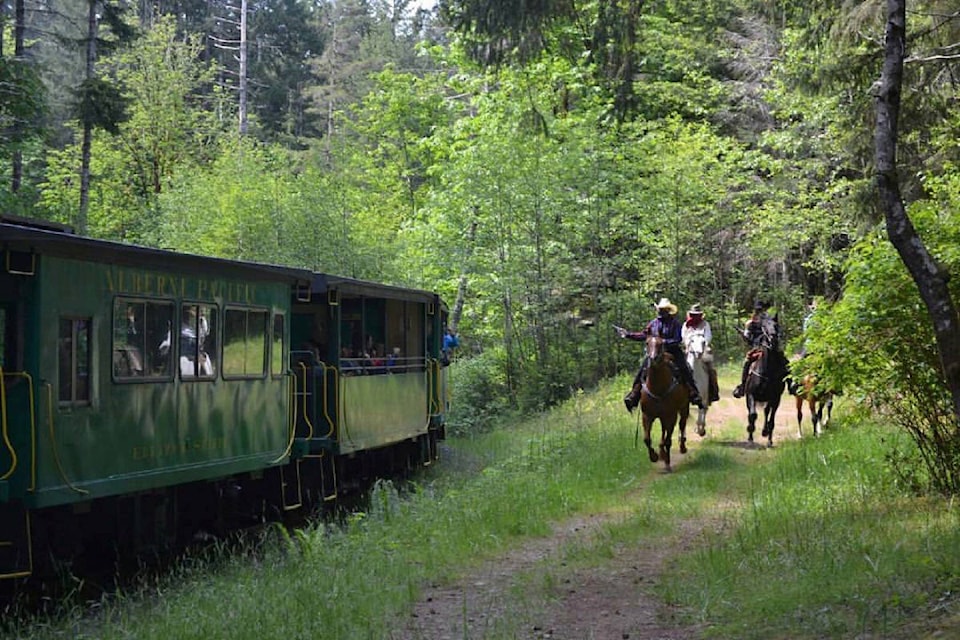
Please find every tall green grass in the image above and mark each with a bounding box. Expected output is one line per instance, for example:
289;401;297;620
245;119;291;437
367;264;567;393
661;421;960;639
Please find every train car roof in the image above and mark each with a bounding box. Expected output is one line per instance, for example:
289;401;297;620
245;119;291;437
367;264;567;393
0;219;314;284
311;273;444;306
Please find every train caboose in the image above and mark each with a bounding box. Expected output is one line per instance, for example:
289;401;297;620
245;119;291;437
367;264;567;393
0;216;449;581
286;274;449;501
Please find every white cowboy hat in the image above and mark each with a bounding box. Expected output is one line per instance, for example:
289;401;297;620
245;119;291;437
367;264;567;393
688;303;704;315
654;297;678;314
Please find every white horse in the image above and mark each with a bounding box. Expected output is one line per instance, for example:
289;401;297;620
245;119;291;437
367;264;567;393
685;331;712;436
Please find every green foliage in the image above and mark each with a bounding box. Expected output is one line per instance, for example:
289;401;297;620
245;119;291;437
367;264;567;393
445;349;513;435
108;16;221;197
72;77;128;134
441;0;576;65
0;57;45;143
665;421;960;638
797;176;960;493
156;137;338;268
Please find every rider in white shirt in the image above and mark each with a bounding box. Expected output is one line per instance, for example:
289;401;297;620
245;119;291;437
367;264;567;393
681;303;719;402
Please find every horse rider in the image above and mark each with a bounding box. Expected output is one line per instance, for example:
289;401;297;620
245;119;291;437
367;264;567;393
682;303;720;402
787;297;819;394
617;297;705;411
732;300;780;398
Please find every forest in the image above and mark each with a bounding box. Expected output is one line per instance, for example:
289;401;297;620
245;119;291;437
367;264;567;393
3;0;960;492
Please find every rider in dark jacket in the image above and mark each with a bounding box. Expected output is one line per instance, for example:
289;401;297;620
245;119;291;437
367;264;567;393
618;297;705;412
732;300;779;398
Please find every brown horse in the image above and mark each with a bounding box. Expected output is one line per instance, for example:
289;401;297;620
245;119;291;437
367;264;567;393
793;373;834;438
627;336;689;472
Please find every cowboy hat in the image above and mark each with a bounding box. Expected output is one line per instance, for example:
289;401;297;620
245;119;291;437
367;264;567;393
688;303;704;315
654;297;678;314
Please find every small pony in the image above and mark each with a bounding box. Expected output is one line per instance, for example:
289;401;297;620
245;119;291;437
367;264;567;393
791;373;834;438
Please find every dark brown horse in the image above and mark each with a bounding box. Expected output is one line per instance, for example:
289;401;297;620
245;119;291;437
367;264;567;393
793;373;834;438
744;345;788;446
628;336;689;472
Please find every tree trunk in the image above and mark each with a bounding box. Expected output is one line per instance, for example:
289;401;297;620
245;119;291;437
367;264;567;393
78;0;99;235
238;0;248;135
11;0;24;193
875;0;960;419
449;218;477;333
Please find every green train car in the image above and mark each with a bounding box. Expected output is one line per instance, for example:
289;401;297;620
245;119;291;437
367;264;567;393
288;274;448;496
0;216;449;580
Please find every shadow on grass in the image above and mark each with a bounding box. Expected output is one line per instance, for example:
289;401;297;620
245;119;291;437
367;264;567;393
678;447;748;473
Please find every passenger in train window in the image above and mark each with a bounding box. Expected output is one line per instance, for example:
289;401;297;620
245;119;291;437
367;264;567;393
341;346;360;375
387;346;401;371
114;303;144;376
368;346;385;374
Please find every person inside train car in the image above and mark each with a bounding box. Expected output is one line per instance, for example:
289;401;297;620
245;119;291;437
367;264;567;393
115;304;144;376
340;346;361;375
367;345;386;374
160;306;212;377
387;346;401;371
441;326;460;366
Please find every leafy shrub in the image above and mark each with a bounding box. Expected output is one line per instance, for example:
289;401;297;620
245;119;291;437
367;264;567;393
800;191;960;493
446;348;514;436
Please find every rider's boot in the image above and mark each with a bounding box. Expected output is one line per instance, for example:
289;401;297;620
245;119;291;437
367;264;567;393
708;368;720;402
688;385;705;409
623;390;639;414
732;360;750;398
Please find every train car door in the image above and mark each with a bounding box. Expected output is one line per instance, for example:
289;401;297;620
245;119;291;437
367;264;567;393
0;255;36;503
0;268;32;577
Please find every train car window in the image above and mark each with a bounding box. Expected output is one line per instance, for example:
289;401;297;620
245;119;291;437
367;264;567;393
113;299;174;380
177;304;218;380
58;317;91;405
271;313;284;377
222;308;267;378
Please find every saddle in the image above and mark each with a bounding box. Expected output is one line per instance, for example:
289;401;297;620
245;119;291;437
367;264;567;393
746;348;764;362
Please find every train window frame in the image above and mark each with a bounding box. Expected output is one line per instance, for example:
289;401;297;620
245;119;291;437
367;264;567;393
111;297;175;382
176;302;219;382
221;306;269;379
58;317;92;406
271;312;285;378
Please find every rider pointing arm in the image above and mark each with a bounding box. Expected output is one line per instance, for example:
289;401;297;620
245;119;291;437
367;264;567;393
618;298;705;412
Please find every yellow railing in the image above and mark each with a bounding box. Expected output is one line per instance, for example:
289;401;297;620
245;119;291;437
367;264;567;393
44;383;88;495
0;370;37;490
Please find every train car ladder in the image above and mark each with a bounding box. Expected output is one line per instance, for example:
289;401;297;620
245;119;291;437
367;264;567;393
280;460;303;511
0;502;32;579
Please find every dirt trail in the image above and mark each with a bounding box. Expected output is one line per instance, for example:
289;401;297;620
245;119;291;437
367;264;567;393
392;394;800;640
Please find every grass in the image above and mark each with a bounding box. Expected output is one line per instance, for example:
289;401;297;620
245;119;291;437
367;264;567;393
3;373;959;639
660;421;960;639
